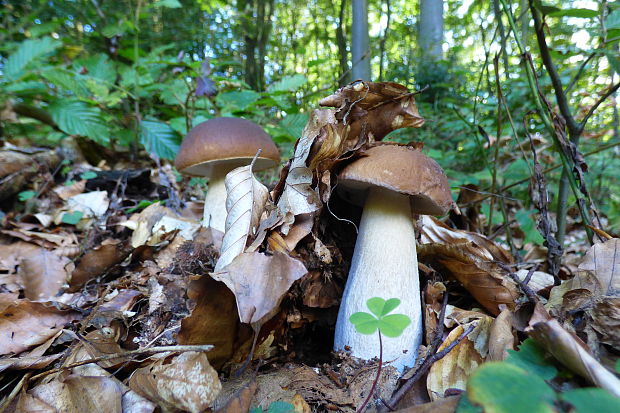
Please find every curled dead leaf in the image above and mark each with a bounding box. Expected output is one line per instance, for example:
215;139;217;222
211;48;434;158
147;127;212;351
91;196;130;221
215;163;269;271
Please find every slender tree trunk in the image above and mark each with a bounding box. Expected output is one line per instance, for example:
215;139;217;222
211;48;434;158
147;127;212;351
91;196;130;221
351;0;371;80
378;0;391;81
419;0;444;61
238;0;274;90
336;0;350;85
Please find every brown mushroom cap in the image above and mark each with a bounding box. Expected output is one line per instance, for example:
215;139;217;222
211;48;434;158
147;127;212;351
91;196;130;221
174;117;280;176
337;144;454;215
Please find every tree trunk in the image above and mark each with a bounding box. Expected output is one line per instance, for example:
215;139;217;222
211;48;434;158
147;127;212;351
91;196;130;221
336;0;350;85
351;0;371;80
418;0;444;61
238;0;274;90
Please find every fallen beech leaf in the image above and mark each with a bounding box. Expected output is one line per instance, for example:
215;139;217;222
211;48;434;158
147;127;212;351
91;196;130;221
215;162;269;272
65;190;110;219
276;110;331;221
427;308;492;400
69;239;131;291
26;375;123;412
394;395;460;413
129;351;221;413
527;303;620;397
212;252;307;325
487;307;515;361
420;216;513;263
213;379;257;413
19;248;71;301
0;330;63;373
418;242;519;315
178;276;240;369
577;238;620;295
0;298;81;355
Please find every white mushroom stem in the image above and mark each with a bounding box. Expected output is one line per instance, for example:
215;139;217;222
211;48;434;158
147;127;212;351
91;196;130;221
203;166;230;233
334;186;423;371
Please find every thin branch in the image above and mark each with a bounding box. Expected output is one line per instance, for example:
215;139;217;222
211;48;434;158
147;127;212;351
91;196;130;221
578;82;620;134
529;1;579;134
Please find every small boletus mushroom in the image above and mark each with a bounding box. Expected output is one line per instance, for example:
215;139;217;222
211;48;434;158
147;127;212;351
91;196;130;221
333;144;453;371
174;117;280;233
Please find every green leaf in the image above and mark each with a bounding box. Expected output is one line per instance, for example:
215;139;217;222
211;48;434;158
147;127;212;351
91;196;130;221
155;0;182;8
29;21;60;38
41;69;90;98
367;297;388;317
18;190;36;202
279;113;308;140
49;101;110;145
603;50;620;76
606;9;620;30
515;209;544;245
4;81;47;95
267;74;307;93
615;358;620;373
216;90;260;111
548;8;599;18
349;312;380;335
5;37;62;80
265;401;296;413
78;53;117;84
80;171;98;180
140;120;181;160
61;211;84;225
456;392;484;413
505;339;558;381
379;314;412;338
561;388;620;413
467;363;556;413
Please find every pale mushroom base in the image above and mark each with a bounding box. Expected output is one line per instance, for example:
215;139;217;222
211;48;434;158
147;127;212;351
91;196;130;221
333;187;423;372
202;167;228;234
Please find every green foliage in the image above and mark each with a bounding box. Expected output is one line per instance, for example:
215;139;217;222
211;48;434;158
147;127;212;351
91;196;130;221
349;298;411;338
459;339;620;413
140;120;181;160
18;190;36;202
61;211;84;225
49;101;110;145
250;401;295;413
4;37;61;80
467;362;557;413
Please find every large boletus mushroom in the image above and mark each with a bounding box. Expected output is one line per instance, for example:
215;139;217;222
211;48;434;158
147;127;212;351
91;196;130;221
333;144;453;371
174;117;280;234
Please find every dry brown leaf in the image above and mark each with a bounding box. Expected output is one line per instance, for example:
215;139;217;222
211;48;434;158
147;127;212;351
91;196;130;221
215;163;269;271
487;307;515;361
0;330;63;373
19;248;71;301
129;351;221;413
418;243;519;315
427;308;493;400
394;395;460;413
0;240;40;294
178;276;241;369
212;251;307;325
420;216;513;263
213;380;257;413
1;228;78;249
591;297;620;349
577;238;620;295
69;239;131;291
0;298;81;355
276;110;331;223
527;303;620;397
25;375;123;413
